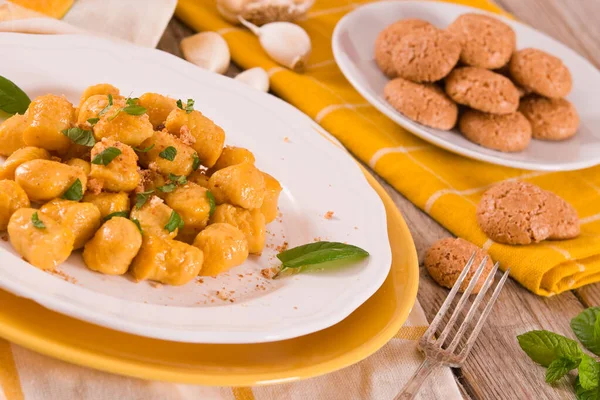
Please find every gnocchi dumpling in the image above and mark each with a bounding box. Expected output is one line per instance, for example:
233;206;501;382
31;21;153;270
130;196;179;239
93;97;154;147
78;83;120;109
39;199;102;249
210;204;266;254
83;217;142;275
138;93;177;129
8;208;74;270
15;159;87;203
0;180;30;230
89;139;140;192
65;158;91;176
0;146;50;180
210;146;255;172
164;182;212;234
187;169;210;188
260;172;282;223
131;235;204;285
0;113;27;156
165;108;225;168
82;191;130;219
208;162;265;209
193;223;249;277
137;129;196;177
23;94;75;153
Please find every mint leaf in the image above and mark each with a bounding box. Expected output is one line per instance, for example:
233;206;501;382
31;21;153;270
168;173;187;185
91;147;121;166
157;183;177;193
572;308;600;356
576;376;600;400
276;241;369;274
133;144;155;153
164;210;184;233
104;211;129;221
518;330;583;367
98;94;113;116
0;75;31;115
159;146;177;161
135;190;154;209
87;117;100;126
122;104;146;116
192;153;200;170
546;357;577;383
206;190;216;218
177;98;194;114
580;354;600;390
62;127;95;147
31;212;45;229
131;218;143;235
62;179;83;201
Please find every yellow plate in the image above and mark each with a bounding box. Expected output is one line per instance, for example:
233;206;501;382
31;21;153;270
0;169;418;386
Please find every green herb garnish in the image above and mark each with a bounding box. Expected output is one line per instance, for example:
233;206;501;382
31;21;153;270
164;210;184;233
192;153;201;171
91;147;122;166
168;173;187;185
62;178;83;201
108;97;147;121
87;117;100;126
131;218;143;234
133;144;155;153
157;183;177;193
61;127;96;147
206;190;216;218
135;190;154;209
176;98;195;114
31;212;45;229
159;146;177;161
98;93;113;116
0;75;31;115
104;211;129;221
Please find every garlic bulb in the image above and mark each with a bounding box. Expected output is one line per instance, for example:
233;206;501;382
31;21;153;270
235;67;270;92
239;18;311;72
180;32;231;74
217;0;315;26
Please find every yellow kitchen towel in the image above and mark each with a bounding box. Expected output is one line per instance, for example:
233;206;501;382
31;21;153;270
176;0;600;296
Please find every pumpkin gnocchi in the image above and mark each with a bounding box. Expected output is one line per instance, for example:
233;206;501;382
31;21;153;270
0;83;281;286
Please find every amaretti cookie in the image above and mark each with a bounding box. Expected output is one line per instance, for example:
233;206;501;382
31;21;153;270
425;237;494;293
445;67;520;114
459;110;531;152
447;13;516;69
518;96;579;141
384;78;458;130
509;48;572;98
375;19;436;78
391;29;461;82
546;194;580;240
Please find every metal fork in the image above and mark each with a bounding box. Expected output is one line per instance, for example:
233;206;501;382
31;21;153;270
394;253;510;400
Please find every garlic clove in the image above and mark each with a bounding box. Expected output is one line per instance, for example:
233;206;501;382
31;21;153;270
239;18;311;72
216;0;246;24
234;67;270;92
217;0;315;26
180;32;231;75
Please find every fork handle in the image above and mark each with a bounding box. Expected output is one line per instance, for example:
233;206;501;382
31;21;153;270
394;358;443;400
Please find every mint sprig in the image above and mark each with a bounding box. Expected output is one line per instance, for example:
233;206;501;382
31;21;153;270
0;75;31;115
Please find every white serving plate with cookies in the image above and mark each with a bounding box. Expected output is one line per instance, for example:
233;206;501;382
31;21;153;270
332;1;600;171
0;33;392;343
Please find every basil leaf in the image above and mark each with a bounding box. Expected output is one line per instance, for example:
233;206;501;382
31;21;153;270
159;146;177;161
131;218;143;234
0;75;31;115
87;117;100;126
579;354;600;390
122;105;147;116
168;173;187;185
545;357;577;384
277;241;369;267
572;308;600;356
126;97;139;106
177;98;194;114
62;178;83;201
62;127;96;147
98;93;113;116
576;376;600;400
164;210;184;233
206;190;216;218
192;153;200;171
135;190;154;209
517;330;583;367
31;212;45;229
157;183;177;193
91;147;122;166
104;211;129;221
134;144;155;153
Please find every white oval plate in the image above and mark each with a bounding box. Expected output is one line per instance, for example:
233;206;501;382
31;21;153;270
0;33;391;344
332;1;600;171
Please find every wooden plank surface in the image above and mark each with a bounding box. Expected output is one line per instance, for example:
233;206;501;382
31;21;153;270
158;1;600;398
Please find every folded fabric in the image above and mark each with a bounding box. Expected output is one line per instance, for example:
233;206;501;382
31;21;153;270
175;0;600;297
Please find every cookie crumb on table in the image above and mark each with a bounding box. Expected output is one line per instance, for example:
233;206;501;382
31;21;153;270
324;211;334;219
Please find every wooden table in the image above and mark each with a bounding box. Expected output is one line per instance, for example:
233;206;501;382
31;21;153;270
158;1;600;398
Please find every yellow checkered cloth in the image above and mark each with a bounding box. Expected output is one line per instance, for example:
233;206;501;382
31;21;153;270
175;0;600;297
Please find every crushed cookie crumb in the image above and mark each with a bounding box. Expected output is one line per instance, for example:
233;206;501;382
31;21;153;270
275;242;289;252
354;226;358;230
87;178;103;194
324;211;334;220
179;125;197;146
261;266;280;279
150;282;162;288
293;306;298;310
283;137;290;143
216;290;230;301
49;269;77;284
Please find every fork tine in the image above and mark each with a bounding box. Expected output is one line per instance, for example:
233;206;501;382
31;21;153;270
436;255;489;345
446;262;500;353
423;252;477;340
458;268;511;359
